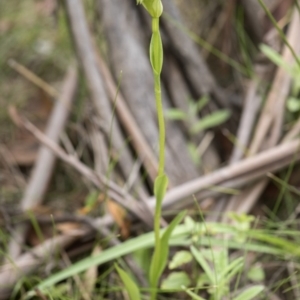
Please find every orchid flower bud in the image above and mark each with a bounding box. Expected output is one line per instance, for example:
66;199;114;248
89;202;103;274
137;0;163;18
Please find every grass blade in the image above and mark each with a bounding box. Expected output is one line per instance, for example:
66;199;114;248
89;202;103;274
232;285;264;300
115;264;141;300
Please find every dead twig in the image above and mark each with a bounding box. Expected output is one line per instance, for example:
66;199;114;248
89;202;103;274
9;107;151;227
8;59;58;98
151;139;300;210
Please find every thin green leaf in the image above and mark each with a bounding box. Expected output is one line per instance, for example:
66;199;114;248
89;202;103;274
182;286;206;300
36;230;158;291
165;108;187;120
232;285;264;300
115;264;141;300
35;220;292;292
159;211;186;267
218;257;244;283
260;44;293;75
250;231;300;255
154;174;168;209
196;96;209;113
211;248;228;276
191;246;215;285
191;110;231;134
149;211;185;288
161;272;191;290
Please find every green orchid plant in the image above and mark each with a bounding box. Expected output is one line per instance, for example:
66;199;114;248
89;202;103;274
117;1;185;299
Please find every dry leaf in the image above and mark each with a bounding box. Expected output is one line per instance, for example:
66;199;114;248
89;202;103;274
56;222;86;237
106;200;130;239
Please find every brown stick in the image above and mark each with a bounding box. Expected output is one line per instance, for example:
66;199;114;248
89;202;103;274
10;105;300;218
152;139;300;210
9;107;151;227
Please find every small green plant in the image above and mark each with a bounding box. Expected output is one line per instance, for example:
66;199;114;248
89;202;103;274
165;96;230;165
37;213;300;297
116;0;185;299
165;96;231;134
190;245;264;300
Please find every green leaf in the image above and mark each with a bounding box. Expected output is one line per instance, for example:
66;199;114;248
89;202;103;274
161;272;191;290
260;44;293;75
160;211;186;264
191;110;231;134
181;286;205;300
211;248;228;278
149;211;186;288
141;0;163;18
34;218;289;292
165;108;187;120
154;174;168;209
196;95;209;113
218;257;244;283
191;246;215;285
247;264;265;282
287;97;300;112
150;30;163;75
232;285;264;300
169;250;193;269
115;264;141;300
182;286;206;300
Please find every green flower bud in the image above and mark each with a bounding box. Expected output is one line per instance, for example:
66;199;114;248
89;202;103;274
137;0;163;18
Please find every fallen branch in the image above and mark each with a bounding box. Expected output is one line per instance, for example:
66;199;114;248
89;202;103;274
9;107;151;227
151;139;300;210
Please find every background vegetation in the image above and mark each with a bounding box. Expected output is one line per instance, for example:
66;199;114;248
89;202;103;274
1;0;300;299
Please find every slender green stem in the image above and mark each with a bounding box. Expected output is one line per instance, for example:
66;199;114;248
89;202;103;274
137;2;168;299
154;74;165;176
